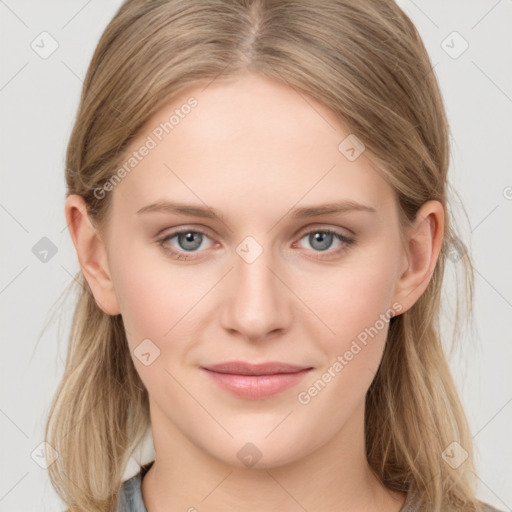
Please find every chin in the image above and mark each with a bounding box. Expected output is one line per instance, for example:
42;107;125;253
204;427;318;470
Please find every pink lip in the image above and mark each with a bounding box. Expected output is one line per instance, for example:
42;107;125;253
201;361;312;400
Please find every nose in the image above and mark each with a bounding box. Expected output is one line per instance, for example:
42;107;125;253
219;245;293;342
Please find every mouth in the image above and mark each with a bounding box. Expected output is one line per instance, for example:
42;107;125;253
201;361;313;400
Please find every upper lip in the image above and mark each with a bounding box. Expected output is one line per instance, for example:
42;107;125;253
202;361;312;376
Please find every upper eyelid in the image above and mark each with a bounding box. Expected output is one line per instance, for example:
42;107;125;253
295;224;353;239
160;224;351;237
159;225;353;247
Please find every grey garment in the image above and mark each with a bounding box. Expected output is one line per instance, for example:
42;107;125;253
116;462;502;512
399;491;418;511
117;461;153;512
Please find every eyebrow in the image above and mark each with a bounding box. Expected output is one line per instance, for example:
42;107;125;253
136;200;376;220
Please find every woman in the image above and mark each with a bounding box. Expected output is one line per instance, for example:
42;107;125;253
45;1;503;511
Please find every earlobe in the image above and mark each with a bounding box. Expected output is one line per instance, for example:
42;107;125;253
392;200;444;314
64;195;120;316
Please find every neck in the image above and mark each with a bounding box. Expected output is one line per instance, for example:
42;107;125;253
141;401;405;512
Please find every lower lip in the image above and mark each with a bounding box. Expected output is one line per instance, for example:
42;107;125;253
202;369;311;400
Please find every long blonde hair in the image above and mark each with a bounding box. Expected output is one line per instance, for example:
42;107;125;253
45;1;485;510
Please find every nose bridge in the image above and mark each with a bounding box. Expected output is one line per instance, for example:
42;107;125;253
220;239;290;340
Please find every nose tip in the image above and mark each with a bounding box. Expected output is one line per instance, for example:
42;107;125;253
219;248;291;341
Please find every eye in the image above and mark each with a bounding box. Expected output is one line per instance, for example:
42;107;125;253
295;229;354;256
158;227;355;261
159;229;214;259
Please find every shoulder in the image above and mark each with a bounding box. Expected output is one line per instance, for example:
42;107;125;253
117;461;154;512
117;473;145;512
400;492;505;512
480;502;506;512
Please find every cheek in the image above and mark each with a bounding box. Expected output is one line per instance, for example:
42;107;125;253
299;250;399;351
109;246;207;393
293;260;396;430
109;234;208;340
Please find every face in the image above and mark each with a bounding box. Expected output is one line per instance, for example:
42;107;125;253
100;73;409;468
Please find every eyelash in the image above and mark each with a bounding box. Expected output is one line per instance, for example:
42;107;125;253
157;228;355;261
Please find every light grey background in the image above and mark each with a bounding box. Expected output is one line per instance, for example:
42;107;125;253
1;1;511;511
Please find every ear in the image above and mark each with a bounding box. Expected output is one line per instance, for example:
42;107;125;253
64;194;120;315
391;200;444;315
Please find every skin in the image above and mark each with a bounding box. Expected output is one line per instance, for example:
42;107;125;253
66;73;444;511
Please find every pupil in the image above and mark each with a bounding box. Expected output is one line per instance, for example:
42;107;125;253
310;231;333;251
179;232;202;251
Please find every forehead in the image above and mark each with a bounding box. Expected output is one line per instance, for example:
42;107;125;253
111;73;395;220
